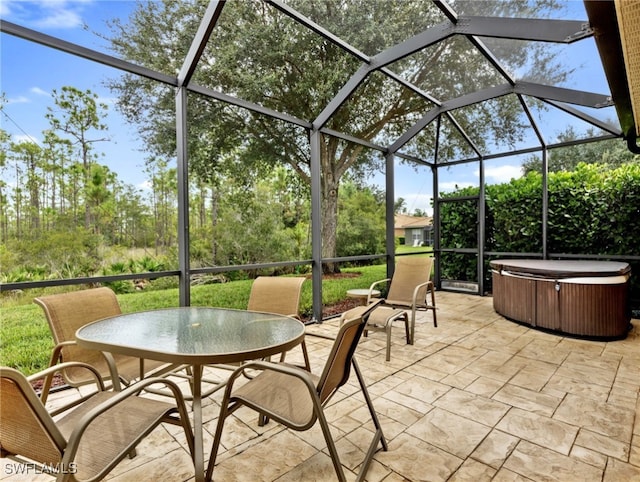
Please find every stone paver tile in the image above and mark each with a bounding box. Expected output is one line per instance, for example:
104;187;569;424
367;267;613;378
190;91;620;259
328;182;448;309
272;452;357;482
554;361;616;389
350;395;422;428
393;375;451;404
544;373;610;402
448;458;496;482
465;376;506;398
562;352;620;375
608;390;638;410
575;429;630;461
402;364;450;382
493;383;563;417
508;358;558;391
569;445;608;470
630;442;640;468
381;389;434;415
557;340;607;358
441;369;479;390
515;339;569;365
503;440;603;481
603;457;640;482
375;433;462;482
108;448;195;482
471;429;519;469
406;407;492;458
210;430;318;482
416;344;486;375
496;408;578;456
491;467;535;481
466;352;529;383
434;388;510;427
554;393;635;443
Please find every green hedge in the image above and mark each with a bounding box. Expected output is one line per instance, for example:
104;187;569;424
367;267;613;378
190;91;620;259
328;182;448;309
440;163;640;307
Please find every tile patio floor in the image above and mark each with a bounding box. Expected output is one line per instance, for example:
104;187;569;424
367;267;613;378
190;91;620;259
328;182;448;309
2;291;639;481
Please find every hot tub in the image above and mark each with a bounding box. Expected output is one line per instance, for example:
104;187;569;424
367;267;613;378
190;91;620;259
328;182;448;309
490;259;631;340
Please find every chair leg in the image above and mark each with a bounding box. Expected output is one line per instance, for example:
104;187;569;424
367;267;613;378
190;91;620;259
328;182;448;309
206;389;239;481
430;289;437;328
385;323;391;362
351;357;388;481
403;313;410;345
315;403;347;482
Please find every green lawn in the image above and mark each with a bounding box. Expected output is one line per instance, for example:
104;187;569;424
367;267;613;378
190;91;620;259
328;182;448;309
1;251;434;375
0;264;391;375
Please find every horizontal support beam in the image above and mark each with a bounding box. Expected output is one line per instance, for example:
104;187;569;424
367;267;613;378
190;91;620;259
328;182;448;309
543;99;622;136
313;64;370;129
455;16;593;43
188;84;312;129
391;81;614;153
515;81;613;108
178;0;225;87
1;20;177;86
371;21;455;69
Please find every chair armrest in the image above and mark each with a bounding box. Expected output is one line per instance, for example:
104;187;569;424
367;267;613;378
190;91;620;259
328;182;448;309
43;340;114;403
28;361;107;412
368;279;390;292
304;332;335;341
368;279;390;303
228;360;318;394
412;280;433;305
27;361;105;388
63;377;195;466
47;340;76;366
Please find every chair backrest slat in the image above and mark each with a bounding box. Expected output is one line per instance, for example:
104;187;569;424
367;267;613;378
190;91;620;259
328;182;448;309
386;257;434;304
247;277;306;318
34;288;122;384
316;300;382;403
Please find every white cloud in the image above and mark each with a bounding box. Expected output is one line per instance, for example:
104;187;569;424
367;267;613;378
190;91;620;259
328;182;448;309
7;95;31;105
30;87;50;97
438;181;475;192
12;134;41;145
480;165;523;183
3;0;88;30
402;193;433;215
98;96;116;106
0;1;11;17
34;8;83;29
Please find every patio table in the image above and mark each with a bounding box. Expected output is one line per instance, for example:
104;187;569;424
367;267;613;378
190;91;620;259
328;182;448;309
76;306;305;482
346;288;381;305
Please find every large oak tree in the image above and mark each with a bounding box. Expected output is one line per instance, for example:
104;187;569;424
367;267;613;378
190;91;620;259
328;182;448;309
106;0;565;271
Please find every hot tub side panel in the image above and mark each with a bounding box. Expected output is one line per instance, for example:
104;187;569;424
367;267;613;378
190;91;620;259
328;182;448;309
492;271;535;325
557;281;629;338
535;280;561;331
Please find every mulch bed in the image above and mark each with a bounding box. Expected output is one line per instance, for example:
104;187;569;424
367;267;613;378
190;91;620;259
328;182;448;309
31;374;65;391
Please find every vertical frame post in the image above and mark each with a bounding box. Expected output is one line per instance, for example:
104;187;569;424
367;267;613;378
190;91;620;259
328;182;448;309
385;152;396;279
176;87;191;306
310;130;323;322
478;157;485;295
542;147;549;259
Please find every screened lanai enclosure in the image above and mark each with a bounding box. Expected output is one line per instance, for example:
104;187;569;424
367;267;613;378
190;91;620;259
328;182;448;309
1;0;639;322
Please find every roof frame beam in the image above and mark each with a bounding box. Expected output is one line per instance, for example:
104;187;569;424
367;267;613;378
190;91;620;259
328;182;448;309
390;82;613;153
542;99;622;136
0;20;177;86
177;0;225;88
454;16;593;44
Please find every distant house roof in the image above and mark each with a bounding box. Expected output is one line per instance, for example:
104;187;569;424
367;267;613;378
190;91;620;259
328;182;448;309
395;214;433;229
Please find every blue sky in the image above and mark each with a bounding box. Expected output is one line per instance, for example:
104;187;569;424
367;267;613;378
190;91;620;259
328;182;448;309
1;0;618;215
